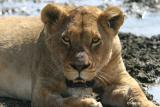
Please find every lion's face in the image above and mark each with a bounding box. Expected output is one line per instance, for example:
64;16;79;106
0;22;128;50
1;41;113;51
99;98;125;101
41;4;124;86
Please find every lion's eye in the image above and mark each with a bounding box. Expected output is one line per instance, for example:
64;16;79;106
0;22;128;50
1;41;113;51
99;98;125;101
61;35;70;45
92;37;101;47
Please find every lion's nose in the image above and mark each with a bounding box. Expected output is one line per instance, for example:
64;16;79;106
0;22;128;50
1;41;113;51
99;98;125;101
70;63;90;72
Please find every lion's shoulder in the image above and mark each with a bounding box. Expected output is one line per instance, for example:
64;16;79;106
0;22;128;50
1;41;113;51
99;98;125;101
0;17;43;49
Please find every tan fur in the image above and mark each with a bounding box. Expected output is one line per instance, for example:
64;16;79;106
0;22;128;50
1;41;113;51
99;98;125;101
0;4;159;107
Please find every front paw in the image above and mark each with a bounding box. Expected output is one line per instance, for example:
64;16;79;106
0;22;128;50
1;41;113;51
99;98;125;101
80;98;103;107
126;98;158;107
64;97;103;107
127;98;140;107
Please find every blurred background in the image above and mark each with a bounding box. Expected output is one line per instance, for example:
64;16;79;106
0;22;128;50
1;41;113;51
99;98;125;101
0;0;160;36
0;0;160;16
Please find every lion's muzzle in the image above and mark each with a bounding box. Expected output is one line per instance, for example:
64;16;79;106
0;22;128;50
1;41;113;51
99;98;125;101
70;62;90;72
70;51;91;72
64;51;96;86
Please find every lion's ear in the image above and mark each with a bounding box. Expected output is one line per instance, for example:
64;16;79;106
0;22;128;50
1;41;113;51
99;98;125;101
41;4;66;24
100;6;124;33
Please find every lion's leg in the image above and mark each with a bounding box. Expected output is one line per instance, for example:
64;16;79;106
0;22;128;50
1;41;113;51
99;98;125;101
101;85;130;107
101;79;158;107
31;88;63;107
31;82;102;107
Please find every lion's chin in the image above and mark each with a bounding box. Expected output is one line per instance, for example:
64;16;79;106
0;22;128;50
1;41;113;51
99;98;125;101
65;78;95;88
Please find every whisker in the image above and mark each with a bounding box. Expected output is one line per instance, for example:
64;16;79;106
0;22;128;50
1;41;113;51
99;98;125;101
97;72;111;85
95;76;106;86
96;74;109;86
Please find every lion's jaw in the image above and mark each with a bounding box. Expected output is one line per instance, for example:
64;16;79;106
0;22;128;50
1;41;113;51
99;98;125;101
41;4;124;87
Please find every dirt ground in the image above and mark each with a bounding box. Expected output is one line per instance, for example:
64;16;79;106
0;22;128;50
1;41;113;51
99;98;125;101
0;32;159;107
120;33;160;83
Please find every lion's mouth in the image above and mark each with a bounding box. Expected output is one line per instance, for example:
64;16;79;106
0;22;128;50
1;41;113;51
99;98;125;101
65;78;95;88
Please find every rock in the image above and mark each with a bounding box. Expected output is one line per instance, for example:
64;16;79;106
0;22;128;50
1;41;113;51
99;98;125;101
119;33;160;84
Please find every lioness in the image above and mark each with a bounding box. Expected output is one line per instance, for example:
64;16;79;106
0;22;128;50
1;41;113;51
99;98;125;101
0;4;158;107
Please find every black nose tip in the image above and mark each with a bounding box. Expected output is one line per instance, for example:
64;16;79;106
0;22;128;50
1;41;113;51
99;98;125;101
71;63;90;72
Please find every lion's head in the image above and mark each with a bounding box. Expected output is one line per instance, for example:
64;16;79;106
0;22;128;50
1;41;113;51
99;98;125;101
40;4;124;87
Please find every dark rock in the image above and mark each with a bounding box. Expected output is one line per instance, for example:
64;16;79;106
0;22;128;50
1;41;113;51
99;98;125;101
119;32;160;84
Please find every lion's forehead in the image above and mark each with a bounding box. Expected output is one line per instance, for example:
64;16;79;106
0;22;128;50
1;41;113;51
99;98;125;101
69;6;102;17
69;7;101;26
64;7;101;38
